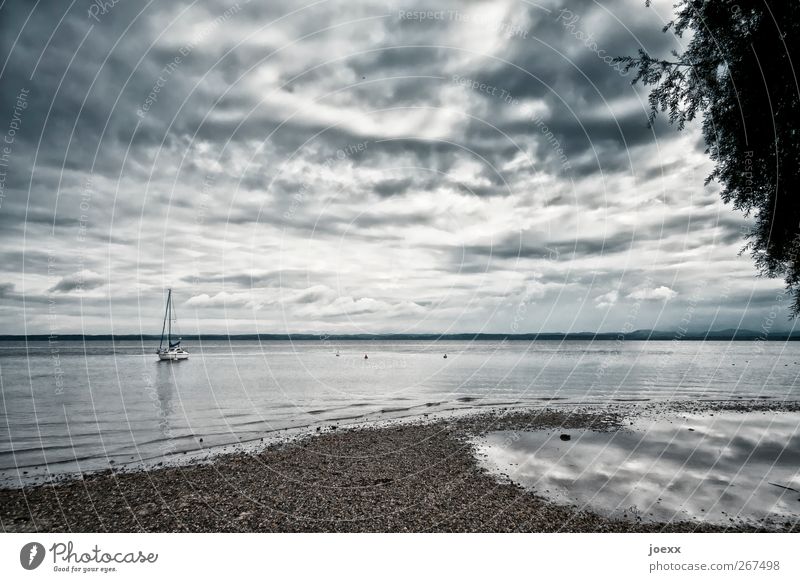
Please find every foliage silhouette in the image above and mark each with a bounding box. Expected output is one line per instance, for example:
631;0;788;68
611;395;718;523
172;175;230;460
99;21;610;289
617;1;800;313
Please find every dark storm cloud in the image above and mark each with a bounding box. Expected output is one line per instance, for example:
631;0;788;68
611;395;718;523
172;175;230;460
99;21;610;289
461;230;636;262
437;0;687;175
0;2;159;167
48;270;106;293
477;0;679;99
0;0;679;190
347;45;451;76
183;269;324;288
374;176;414;197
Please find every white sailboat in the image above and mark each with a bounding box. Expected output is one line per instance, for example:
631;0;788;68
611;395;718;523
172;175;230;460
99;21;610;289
157;288;189;361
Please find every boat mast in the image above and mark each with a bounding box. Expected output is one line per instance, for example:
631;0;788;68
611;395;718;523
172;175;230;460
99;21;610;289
168;289;173;346
159;288;171;351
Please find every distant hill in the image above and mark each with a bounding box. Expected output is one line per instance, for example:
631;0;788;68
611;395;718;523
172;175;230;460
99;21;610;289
0;329;797;341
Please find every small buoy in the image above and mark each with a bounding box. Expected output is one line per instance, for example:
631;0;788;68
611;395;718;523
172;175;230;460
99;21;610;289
364;354;368;359
443;354;448;359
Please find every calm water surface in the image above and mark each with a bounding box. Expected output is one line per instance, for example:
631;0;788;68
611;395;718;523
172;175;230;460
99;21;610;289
1;340;799;487
475;412;800;526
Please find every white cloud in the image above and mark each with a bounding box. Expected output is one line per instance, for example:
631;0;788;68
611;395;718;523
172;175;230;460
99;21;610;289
627;286;678;302
594;290;619;309
186;291;268;310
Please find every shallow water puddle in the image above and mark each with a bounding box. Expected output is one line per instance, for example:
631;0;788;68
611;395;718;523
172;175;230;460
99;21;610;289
474;412;800;526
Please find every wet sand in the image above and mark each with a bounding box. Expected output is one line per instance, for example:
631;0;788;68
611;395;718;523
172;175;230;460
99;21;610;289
1;401;798;532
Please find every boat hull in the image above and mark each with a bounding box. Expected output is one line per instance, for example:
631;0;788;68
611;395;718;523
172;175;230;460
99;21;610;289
158;350;189;361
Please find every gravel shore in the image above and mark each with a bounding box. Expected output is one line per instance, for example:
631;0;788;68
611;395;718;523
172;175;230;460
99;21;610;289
2;401;798;533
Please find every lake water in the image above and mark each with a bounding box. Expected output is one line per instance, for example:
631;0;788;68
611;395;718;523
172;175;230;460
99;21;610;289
475;412;800;527
1;339;799;488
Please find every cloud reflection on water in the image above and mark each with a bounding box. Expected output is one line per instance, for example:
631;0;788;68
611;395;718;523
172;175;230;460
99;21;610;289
475;412;800;526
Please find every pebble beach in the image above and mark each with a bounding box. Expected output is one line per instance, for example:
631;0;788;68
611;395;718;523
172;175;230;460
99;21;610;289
2;401;799;533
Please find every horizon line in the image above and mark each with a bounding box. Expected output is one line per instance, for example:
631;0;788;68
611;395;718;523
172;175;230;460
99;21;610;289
1;329;797;341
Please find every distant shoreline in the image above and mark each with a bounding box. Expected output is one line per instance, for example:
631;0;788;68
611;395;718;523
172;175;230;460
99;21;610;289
2;330;799;342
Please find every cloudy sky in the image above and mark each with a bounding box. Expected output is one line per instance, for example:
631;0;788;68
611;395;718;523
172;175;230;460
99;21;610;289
0;0;793;335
